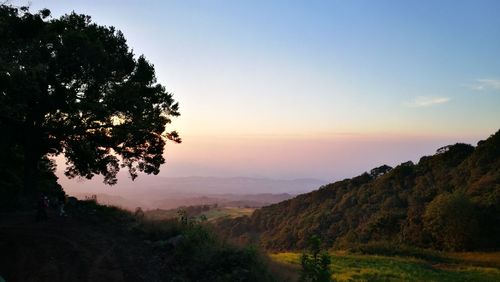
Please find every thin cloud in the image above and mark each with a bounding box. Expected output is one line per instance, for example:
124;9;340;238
404;96;451;108
467;78;500;91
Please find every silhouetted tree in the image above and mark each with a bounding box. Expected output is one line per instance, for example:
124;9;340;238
0;5;180;194
369;164;393;178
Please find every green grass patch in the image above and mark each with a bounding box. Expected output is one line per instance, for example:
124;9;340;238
270;252;500;282
345;242;446;263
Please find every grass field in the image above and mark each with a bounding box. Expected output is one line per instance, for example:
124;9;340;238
270;251;500;281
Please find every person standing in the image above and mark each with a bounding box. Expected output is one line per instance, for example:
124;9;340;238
36;193;49;221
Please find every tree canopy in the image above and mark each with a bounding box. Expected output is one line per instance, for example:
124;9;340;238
423;191;478;250
0;5;180;190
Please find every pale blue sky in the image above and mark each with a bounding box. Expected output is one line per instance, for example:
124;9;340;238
15;0;500;182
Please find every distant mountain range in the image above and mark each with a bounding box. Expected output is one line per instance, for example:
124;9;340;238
74;192;296;210
129;176;327;194
71;177;327;210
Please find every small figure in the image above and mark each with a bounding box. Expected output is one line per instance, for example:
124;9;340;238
36;193;49;221
134;207;145;219
59;194;67;217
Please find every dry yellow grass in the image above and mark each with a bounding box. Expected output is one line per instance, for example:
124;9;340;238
447;252;500;268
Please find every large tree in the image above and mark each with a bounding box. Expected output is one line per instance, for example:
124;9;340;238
423;191;478;250
0;5;181;193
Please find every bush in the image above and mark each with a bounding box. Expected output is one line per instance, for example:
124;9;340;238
423;191;478;251
300;236;332;282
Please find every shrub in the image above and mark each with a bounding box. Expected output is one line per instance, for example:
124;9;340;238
423;191;478;251
300;236;332;282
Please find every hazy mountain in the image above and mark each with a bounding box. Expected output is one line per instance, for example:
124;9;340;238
72;193;148;210
66;177;325;210
127;176;327;195
151;193;295;210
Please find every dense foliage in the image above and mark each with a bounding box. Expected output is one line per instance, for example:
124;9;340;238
77;200;275;282
217;130;500;251
0;198;276;281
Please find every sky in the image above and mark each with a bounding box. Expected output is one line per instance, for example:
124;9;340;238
13;0;500;187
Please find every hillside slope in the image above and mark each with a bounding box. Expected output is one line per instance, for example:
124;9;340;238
217;130;500;251
0;201;274;282
0;210;158;281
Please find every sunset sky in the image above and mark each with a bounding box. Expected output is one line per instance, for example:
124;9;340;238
18;1;500;185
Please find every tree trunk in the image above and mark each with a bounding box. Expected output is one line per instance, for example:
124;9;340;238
22;114;43;198
23;143;40;197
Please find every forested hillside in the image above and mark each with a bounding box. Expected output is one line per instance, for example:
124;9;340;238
217;130;500;251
